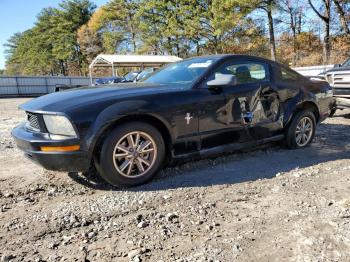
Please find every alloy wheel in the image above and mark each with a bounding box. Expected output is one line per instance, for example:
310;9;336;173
295;116;313;147
112;131;157;178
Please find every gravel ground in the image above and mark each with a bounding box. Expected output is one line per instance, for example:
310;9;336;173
1;98;350;262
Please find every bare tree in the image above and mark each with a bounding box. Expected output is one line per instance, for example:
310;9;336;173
256;0;277;61
279;0;304;65
333;0;350;34
308;0;331;63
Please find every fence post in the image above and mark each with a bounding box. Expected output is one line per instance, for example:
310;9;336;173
15;76;19;96
44;77;49;94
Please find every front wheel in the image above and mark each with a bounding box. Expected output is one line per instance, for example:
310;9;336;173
96;122;165;187
285;110;316;149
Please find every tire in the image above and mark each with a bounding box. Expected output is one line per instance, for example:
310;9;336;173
285;110;316;149
96;122;165;187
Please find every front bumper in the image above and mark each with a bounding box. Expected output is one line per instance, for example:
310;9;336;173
11;123;90;172
332;87;350;109
335;97;350;109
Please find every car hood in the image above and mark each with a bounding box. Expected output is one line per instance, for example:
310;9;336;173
20;82;187;113
326;66;350;73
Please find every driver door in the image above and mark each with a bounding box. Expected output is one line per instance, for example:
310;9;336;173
199;59;281;148
220;60;281;139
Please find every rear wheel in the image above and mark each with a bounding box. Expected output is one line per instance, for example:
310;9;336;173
96;122;165;187
285;110;316;149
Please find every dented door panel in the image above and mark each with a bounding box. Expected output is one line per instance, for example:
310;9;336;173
223;82;282;136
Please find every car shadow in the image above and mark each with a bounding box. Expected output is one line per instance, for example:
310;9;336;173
68;122;350;191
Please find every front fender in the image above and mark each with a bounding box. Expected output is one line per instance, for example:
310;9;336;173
83;100;173;159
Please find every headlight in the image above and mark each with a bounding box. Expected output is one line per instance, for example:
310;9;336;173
326;74;333;85
43;115;77;137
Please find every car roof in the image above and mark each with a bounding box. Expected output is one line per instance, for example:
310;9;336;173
183;54;306;79
185;54;281;65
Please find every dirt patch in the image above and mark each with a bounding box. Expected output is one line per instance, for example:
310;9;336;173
1;98;350;261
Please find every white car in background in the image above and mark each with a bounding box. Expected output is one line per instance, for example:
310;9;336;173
322;59;350;115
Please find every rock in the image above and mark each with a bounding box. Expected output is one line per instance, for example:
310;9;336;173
137;221;149;228
293;171;302;178
128;249;141;260
205;225;213;231
163;195;171;200
166;212;178;221
233;244;242;252
193;220;203;225
154;213;164;219
1;254;15;262
69;214;78;224
135;214;143;223
62;235;73;245
81;218;88;226
3;193;13;198
87;231;96;239
48;241;60;249
47;188;57;196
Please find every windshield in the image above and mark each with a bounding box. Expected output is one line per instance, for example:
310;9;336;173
124;71;140;82
142;57;218;85
137;68;155;81
342;58;350;67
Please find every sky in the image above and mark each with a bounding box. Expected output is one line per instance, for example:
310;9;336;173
0;0;109;69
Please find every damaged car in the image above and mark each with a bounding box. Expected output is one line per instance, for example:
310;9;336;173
12;55;334;187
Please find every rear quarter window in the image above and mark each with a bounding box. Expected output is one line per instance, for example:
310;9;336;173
227;63;268;80
280;67;304;81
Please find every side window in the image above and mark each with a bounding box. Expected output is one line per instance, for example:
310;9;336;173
280;67;301;81
210;61;270;85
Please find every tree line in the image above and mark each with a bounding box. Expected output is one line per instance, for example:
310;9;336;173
4;0;350;76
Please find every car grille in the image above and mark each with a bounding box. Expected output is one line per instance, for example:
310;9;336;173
326;71;350;88
26;112;41;131
325;71;350;97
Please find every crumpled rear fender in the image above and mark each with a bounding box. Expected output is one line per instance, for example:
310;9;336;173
281;90;319;126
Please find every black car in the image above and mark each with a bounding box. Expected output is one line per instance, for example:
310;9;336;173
122;70;141;82
122;68;156;83
12;55;334;187
94;76;124;85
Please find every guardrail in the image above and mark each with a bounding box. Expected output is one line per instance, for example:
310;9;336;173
292;65;335;76
0;76;94;97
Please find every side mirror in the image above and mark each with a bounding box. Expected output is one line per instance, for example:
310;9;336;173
207;74;237;89
333;64;341;68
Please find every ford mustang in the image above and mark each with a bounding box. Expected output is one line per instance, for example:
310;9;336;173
12;55;334;187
